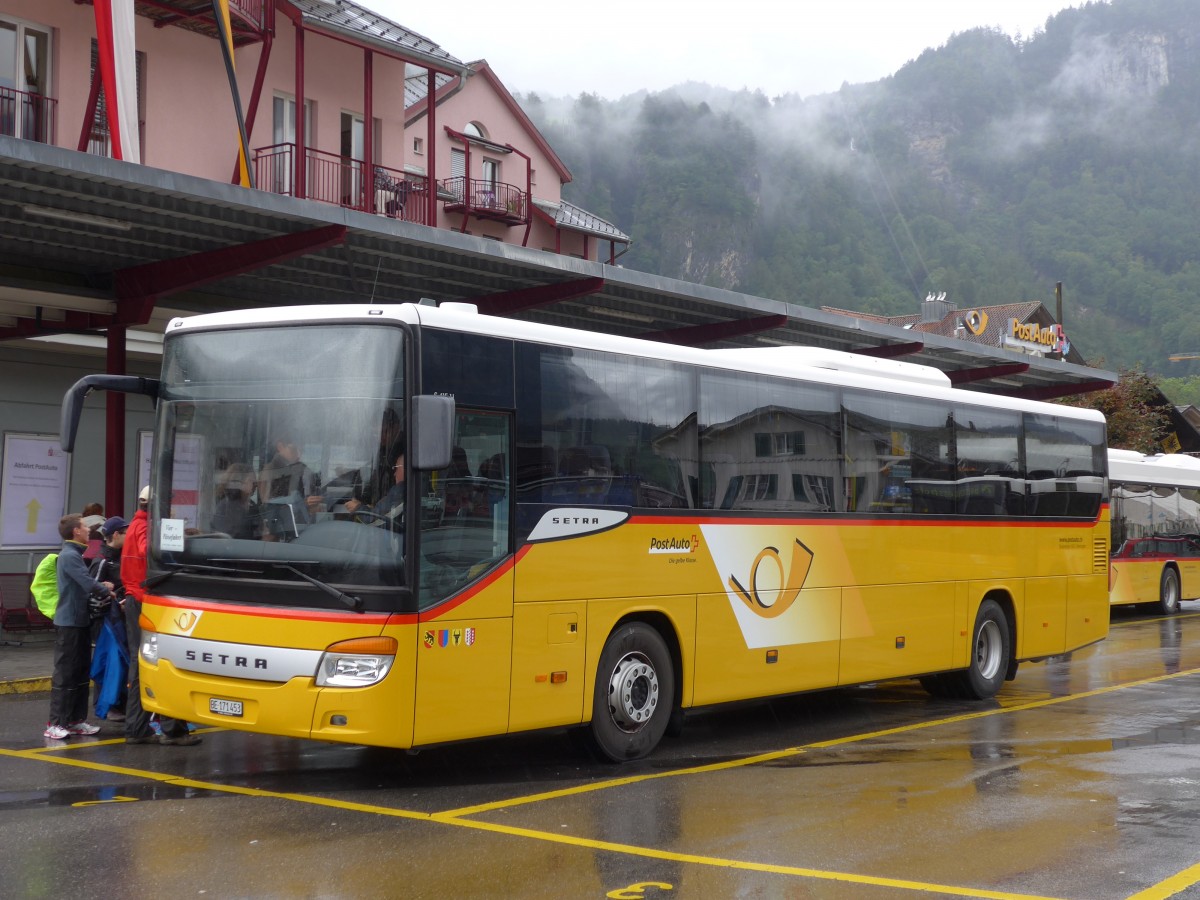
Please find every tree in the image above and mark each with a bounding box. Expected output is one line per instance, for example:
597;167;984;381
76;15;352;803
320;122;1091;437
1059;366;1169;453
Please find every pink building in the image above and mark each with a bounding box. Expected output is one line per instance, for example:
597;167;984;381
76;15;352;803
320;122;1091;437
0;0;628;261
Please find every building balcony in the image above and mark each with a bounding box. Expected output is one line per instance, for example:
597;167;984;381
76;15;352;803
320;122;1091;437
133;0;268;46
0;87;56;145
252;143;430;226
440;176;529;226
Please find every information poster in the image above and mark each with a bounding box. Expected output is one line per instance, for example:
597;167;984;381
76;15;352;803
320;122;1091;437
170;434;203;529
137;430;153;497
0;433;70;548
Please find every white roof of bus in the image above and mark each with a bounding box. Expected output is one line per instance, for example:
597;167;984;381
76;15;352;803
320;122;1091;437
167;303;1104;423
1107;448;1200;490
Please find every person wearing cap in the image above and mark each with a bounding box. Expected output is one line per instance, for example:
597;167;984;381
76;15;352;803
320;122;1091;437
121;487;200;746
89;516;129;722
44;513;115;741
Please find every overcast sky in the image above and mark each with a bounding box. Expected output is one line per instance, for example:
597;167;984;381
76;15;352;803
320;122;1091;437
369;1;1085;100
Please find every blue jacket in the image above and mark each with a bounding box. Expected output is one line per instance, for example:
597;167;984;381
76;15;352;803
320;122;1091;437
55;540;107;628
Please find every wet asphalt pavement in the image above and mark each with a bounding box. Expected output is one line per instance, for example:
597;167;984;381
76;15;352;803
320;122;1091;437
2;606;1200;899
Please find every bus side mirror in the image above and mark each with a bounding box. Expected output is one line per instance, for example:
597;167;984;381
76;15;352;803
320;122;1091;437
412;395;454;470
60;374;160;453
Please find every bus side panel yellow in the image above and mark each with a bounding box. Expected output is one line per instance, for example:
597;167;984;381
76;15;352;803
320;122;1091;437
1019;578;1067;659
1180;558;1200;600
839;582;955;685
951;580;973;670
693;588;840;706
1065;574;1108;649
1107;559;1149;605
309;620;419;747
580;597;696;723
412;616;513;745
509;601;587;732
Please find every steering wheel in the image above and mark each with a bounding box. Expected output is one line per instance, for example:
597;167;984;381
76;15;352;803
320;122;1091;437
351;509;405;533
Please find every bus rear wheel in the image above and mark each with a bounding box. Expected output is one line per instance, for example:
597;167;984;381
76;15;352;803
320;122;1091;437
1159;567;1181;615
922;599;1010;700
588;622;674;762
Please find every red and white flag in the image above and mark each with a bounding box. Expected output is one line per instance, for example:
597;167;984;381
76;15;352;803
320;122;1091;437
92;0;140;163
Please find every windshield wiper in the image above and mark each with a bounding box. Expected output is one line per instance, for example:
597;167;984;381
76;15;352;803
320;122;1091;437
144;562;254;590
268;563;364;612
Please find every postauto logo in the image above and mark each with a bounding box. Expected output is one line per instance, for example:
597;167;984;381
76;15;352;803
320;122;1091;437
699;525;840;650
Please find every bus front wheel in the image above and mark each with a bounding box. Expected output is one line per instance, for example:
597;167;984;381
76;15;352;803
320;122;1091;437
588;623;674;762
1159;567;1181;615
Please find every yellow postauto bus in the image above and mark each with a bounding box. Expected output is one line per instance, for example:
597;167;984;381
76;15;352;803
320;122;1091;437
62;303;1110;760
1108;448;1200;614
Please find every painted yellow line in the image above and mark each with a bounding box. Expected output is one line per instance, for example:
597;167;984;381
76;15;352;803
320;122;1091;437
6;665;1200;900
433;815;1068;900
441;664;1200;819
0;677;51;696
0;745;1061;900
1125;861;1200;900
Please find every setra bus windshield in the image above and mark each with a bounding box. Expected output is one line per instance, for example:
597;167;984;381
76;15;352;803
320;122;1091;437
149;323;410;610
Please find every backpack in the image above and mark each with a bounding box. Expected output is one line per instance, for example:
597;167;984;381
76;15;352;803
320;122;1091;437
30;553;59;619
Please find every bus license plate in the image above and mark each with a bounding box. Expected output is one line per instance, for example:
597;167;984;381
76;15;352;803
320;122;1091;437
209;698;243;717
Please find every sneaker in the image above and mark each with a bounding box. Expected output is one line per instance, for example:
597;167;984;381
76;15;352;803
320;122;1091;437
106;711;126;722
125;734;159;745
43;724;69;740
159;733;201;746
66;721;101;736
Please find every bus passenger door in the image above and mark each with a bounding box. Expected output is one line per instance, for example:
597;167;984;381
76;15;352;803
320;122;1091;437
413;410;515;746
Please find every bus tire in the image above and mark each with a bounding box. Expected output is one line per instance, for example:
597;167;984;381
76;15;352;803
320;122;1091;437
588;622;674;762
1159;567;1181;615
928;599;1010;700
958;599;1010;699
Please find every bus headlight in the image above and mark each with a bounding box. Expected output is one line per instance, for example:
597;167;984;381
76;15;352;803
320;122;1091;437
140;633;159;665
316;636;397;687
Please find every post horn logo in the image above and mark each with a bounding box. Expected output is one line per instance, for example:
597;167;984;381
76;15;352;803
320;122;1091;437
728;539;814;619
963;310;989;335
174;611;198;631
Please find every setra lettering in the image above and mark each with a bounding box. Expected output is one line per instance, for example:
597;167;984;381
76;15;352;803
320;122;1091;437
552;515;600;525
184;649;268;670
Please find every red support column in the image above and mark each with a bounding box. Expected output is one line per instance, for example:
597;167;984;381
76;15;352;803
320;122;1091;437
426;68;437;226
234;28;273;184
105;325;127;516
294;22;306;199
77;69;103;152
364;49;374;213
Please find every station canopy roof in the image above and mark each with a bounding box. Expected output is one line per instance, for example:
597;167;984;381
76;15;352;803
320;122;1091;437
0;137;1115;400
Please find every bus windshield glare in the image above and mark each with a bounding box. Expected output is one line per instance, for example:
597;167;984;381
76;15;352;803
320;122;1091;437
151;324;408;605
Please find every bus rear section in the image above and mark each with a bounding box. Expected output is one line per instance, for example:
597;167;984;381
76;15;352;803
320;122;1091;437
1108;448;1200;614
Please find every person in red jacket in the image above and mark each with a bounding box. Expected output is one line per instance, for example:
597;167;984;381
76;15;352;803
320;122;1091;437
120;486;200;747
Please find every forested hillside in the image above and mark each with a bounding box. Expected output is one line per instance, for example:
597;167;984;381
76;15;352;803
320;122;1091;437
520;0;1200;378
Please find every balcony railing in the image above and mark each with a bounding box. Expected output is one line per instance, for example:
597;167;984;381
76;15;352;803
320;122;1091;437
252;143;429;226
228;0;267;28
0;87;56;144
441;176;529;226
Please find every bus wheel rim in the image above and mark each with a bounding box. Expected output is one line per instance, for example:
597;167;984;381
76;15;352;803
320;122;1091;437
607;652;659;732
976;620;1003;681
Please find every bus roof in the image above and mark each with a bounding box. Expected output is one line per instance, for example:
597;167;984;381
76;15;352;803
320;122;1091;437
1108;448;1200;490
167;303;1105;423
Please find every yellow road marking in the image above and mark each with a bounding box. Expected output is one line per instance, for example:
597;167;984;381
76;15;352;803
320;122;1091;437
6;664;1200;899
1125;862;1200;900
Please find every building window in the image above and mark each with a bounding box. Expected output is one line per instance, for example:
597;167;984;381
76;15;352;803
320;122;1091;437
464;121;485;139
413;136;423;155
87;39;145;159
754;431;806;457
269;93;314;195
1;16;53;143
